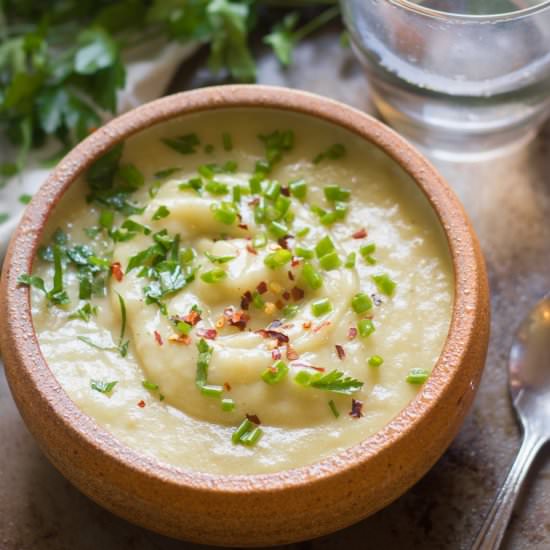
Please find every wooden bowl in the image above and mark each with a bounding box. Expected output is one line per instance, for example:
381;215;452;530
0;85;490;547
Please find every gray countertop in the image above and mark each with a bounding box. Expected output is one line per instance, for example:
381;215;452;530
1;29;549;550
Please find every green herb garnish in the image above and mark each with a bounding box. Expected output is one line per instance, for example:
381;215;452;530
313;144;346;164
68;302;97;322
90;379;117;395
328;399;340;418
358;318;375;338
162;134;200;155
264;249;292;269
142;380;160;391
351;293;373;314
295;369;363;395
311;297;332;317
368;355;384;367
372;273;396;296
205;252;236;264
300;262;322;290
200;269;227;284
261;360;288;384
232;418;263;446
406;368;429;384
196;338;213;389
152;205;170;220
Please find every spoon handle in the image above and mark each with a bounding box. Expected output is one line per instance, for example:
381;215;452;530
471;430;545;550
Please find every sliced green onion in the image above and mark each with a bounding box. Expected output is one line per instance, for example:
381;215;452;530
205;252;236;264
406;368;429;384
311;298;332;317
249;177;263;195
319;250;341;271
368;355;384;367
200;269;227;284
324;185;350;202
232;418;263;446
344;252;356;269
301;262;323;290
268;221;288;238
205;180;229;195
240;426;263;446
200;384;224;398
315;235;335;258
142;380;159;390
334;201;348;220
289;179;307;199
232;186;241;203
360;243;376;257
264;181;281;201
252;232;267;249
264;249;292;269
198;164;214;179
252;292;265;309
211;202;237;225
296;227;310;238
358;318;375;338
294;370;312;386
179;177;202;193
261;360;289;384
176;321;193;335
152;205;170;220
221;398;236;411
274;195;291;217
282;304;299;319
372;273;396;296
328;399;340;418
295;247;314;260
351;293;373;314
320;211;338;226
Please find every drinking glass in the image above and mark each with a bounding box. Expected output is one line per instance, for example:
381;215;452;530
341;0;550;159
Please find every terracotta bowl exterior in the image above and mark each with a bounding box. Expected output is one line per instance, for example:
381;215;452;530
0;85;490;547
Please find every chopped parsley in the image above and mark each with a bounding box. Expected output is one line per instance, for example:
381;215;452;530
294;369;363;395
90;379;117;395
313;143;346;164
161;133;200;155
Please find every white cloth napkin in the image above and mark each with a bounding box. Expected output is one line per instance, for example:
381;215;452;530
0;39;197;259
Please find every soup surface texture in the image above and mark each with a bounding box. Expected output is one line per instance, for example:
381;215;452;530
29;109;453;474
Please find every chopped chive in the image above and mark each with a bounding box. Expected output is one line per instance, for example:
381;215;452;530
232;418;263;446
315;235;335;258
240;426;263;446
152;205;170;220
311;298;332;317
222;132;233;151
162;133;200;155
205;180;229;195
205;252;236;264
179;177;203;193
301;262;323;290
19;193;32;204
154;167;180;179
319;250;341;271
358;318;375;338
198;164;214;179
249;177;263;195
351;293;373;314
200;269;227;284
334;202;348;220
344;252;356;268
200;384;224;398
289;179;307;200
406;368;429;384
252;232;267;249
176;321;193;335
211;202;237;225
296;227;310;238
282;304;299;319
264;181;281;201
264;249;292;269
268;221;288;238
320;211;338;226
368;355;384;367
196;338;212;388
324;185;350;202
221;398;236;411
360;243;376;258
328;399;340;418
232;185;241;203
372;273;396;296
311;205;326;218
261;360;289;384
295;247;314;260
313;143;346;164
142;380;159;390
275;195;291;217
252;292;265;309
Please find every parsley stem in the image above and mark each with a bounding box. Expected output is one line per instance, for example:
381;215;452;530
293;5;340;42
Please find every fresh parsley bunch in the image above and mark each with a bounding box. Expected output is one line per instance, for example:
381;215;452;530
0;0;339;179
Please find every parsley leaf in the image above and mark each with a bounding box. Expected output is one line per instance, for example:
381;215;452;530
90;379;118;394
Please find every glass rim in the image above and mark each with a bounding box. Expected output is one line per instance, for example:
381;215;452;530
389;0;550;21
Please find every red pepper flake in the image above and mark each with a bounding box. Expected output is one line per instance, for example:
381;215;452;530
240;290;253;310
182;309;201;326
314;321;331;333
238;223;249;230
280;186;290;197
282;291;290;301
292;361;325;372
111;262;124;282
291;286;305;301
224;382;232;392
246;244;258;255
248;197;260;207
349;399;364;418
275;299;284;310
168;334;192;345
256;329;289;345
272;348;282;360
227;310;250;331
352;228;367;239
256;281;268;294
286;345;299;361
197;328;218;340
277;235;293;249
246;413;261;425
154;330;163;346
288;270;295;281
348;327;358;340
303;321;312;330
335;344;346;360
137;400;146;408
291;257;300;268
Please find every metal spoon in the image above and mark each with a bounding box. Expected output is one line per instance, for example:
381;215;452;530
472;295;550;549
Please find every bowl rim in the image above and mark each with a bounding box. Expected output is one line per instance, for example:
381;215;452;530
1;84;483;495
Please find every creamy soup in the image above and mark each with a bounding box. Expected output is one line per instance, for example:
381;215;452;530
27;109;453;475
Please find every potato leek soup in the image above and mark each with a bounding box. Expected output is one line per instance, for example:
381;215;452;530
25;109;453;475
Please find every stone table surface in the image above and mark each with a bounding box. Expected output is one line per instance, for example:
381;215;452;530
1;29;549;550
